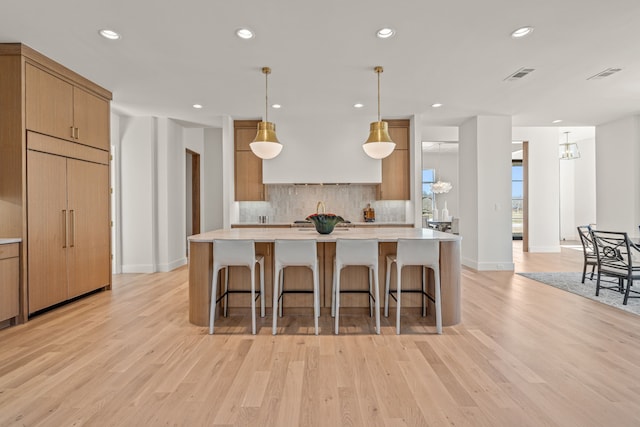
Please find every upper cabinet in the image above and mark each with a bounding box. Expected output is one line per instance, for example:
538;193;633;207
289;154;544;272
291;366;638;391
377;119;410;200
26;63;110;151
235;120;267;201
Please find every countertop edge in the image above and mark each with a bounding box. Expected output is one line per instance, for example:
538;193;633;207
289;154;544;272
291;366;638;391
0;238;22;244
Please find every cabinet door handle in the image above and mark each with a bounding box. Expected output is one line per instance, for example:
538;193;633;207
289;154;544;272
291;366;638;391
70;126;75;139
75;127;80;140
70;210;75;248
62;209;67;248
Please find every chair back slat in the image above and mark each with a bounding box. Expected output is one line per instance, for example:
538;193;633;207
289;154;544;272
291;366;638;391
577;225;596;257
590;230;633;274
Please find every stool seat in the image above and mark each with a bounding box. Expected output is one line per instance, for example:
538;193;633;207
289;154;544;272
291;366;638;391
273;239;320;335
209;239;265;335
332;239;380;334
384;239;442;335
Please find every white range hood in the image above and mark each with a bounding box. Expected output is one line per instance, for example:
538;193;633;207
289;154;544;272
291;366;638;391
262;115;382;184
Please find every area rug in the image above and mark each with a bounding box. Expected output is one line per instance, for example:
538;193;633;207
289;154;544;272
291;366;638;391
517;272;640;316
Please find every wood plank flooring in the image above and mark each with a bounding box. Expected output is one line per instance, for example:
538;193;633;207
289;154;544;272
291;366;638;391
1;241;639;426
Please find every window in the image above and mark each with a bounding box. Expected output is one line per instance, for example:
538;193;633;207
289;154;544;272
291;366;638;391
422;169;435;220
512;160;523;239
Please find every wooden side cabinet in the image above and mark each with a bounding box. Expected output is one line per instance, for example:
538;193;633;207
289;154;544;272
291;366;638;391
234;120;267;201
0;243;20;326
377;119;410;200
0;43;112;322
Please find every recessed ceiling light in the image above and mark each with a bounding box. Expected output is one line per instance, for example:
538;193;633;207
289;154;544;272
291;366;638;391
193;104;203;109
353;103;364;108
511;26;534;38
99;29;121;40
236;28;254;39
272;104;281;109
431;103;443;108
376;28;395;39
552;119;563;123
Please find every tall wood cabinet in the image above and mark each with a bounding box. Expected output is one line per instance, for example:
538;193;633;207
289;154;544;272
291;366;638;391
0;43;112;321
234;120;267;201
377;119;410;200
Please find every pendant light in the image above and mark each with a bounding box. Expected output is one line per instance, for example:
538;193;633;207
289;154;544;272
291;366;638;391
559;131;580;160
362;66;396;159
250;67;283;160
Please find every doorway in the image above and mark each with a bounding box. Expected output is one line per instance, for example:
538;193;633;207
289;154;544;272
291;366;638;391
512;141;529;251
186;149;200;255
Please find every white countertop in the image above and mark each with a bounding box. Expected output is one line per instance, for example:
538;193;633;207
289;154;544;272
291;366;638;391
189;227;461;243
0;238;21;244
232;222;413;227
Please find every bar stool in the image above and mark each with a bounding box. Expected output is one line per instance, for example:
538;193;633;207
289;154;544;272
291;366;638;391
209;239;265;335
332;239;380;335
384;239;442;335
272;239;320;335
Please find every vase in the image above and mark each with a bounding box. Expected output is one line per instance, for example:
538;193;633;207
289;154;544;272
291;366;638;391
442;201;449;221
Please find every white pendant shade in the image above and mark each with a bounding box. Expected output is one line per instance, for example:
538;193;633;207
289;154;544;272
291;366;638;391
362;141;396;159
249;140;283;160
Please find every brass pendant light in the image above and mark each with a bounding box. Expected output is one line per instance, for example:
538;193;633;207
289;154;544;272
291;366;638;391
250;67;283;160
362;66;396;159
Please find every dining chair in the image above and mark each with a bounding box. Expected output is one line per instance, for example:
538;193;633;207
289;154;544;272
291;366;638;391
384;239;442;335
209;239;265;335
590;230;640;305
272;239;320;335
577;225;597;283
332;239;380;335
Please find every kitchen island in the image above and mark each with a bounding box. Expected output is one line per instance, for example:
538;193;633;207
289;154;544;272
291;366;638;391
188;227;462;328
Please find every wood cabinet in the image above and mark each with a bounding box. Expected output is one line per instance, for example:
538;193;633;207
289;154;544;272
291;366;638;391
0;43;112;322
377;119;410;200
0;243;20;325
234;120;267;201
26;63;110;151
27;148;110;313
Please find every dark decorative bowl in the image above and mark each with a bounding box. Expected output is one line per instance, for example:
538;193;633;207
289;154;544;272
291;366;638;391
306;213;344;234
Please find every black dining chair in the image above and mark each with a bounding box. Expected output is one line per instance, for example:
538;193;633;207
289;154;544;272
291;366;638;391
590;230;640;305
577;225;597;283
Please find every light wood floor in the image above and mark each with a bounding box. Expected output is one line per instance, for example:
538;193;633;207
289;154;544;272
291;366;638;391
1;242;639;426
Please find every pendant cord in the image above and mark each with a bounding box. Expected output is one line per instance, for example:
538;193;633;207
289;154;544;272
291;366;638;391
377;70;381;122
265;71;269;123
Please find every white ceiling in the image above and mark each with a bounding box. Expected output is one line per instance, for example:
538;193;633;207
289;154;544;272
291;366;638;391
2;0;640;131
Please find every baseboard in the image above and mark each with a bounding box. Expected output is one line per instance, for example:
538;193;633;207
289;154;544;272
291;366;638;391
158;257;187;273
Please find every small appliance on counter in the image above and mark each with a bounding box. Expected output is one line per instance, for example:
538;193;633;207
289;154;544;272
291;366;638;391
363;203;375;222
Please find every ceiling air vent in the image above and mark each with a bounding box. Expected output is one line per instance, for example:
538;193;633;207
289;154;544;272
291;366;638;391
587;68;622;80
504;67;535;81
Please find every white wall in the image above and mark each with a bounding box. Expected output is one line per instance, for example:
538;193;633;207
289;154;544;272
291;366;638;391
560;137;596;240
459;116;513;270
573;138;596;230
119;116;157;273
115;114;224;273
512;127;561;252
203;128;224;232
156;118;187;272
596;116;640;237
262;114;382;184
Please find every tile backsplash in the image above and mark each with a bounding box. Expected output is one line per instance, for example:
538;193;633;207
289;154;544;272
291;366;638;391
238;184;408;223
